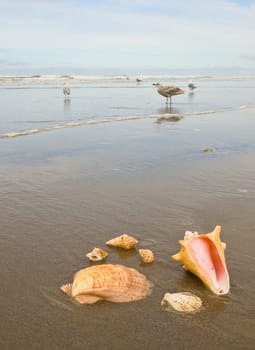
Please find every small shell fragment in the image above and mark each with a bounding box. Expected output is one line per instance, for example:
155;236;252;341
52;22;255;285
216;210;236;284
86;247;108;261
202;147;215;152
139;249;154;263
106;234;138;250
161;292;202;312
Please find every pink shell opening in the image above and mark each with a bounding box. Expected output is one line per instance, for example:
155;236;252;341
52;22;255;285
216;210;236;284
189;237;229;295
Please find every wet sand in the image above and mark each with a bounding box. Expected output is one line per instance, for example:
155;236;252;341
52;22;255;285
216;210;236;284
1;105;255;349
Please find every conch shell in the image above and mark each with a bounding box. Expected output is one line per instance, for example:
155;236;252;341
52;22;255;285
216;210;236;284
60;264;151;304
172;225;230;295
161;292;202;312
86;247;108;261
139;249;154;263
106;234;138;250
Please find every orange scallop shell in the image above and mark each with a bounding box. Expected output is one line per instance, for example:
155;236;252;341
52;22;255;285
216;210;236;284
60;264;151;304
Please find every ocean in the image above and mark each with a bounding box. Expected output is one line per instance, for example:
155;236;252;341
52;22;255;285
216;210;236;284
0;74;255;349
1;74;255;137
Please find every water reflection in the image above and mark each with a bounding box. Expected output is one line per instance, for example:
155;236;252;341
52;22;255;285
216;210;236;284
157;105;180;114
156;105;183;123
106;246;137;260
188;91;195;99
64;98;71;110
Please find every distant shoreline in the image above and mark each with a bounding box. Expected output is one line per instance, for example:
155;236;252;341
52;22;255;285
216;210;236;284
1;74;255;87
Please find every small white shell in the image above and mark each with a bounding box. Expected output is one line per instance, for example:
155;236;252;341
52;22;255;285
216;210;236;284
139;249;154;263
86;247;108;261
161;292;202;312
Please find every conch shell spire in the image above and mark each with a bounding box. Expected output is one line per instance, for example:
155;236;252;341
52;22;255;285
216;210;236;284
172;225;230;295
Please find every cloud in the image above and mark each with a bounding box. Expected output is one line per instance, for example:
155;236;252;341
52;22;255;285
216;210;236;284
239;55;255;61
0;0;255;69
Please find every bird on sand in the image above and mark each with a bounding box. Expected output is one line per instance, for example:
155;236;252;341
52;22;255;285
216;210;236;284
63;83;71;99
153;83;184;105
188;81;196;91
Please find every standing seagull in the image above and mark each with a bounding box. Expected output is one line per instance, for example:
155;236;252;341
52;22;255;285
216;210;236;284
63;83;71;99
188;81;196;92
153;83;184;105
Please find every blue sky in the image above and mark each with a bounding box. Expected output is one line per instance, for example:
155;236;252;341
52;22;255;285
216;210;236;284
0;0;255;74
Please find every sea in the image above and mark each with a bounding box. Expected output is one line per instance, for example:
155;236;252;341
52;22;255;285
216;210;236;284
1;73;255;137
0;73;255;349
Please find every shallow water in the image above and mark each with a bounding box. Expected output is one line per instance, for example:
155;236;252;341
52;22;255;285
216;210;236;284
0;77;255;349
1;77;255;136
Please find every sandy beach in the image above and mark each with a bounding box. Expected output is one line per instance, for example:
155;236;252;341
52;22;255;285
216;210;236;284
1;76;255;349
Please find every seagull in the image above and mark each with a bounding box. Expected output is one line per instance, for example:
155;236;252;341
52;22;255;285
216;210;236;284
188;81;196;91
63;83;71;99
153;83;184;105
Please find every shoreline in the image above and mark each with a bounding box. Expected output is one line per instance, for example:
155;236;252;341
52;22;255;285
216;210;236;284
1;74;255;87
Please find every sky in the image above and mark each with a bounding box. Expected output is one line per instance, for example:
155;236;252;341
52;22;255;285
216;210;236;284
0;0;255;75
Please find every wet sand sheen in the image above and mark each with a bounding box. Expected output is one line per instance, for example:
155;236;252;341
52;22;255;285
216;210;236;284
1;108;255;349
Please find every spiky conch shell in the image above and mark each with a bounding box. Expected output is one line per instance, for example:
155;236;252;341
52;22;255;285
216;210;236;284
106;234;138;250
86;247;108;261
172;225;230;295
139;249;154;263
60;264;151;304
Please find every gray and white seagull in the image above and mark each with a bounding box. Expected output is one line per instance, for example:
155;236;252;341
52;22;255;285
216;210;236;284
63;83;71;99
153;83;184;105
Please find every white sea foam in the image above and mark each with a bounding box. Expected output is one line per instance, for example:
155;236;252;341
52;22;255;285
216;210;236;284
65;122;83;127
1;104;254;139
185;110;217;116
115;116;144;121
1;74;255;87
2;129;42;138
238;105;255;110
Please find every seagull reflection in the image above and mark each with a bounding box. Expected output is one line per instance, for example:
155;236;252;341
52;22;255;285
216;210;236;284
64;98;71;111
156;106;183;123
157;105;180;114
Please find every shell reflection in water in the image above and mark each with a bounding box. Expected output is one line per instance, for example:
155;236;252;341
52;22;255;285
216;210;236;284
161;292;202;312
172;225;230;295
106;234;138;250
86;247;108;261
139;249;154;263
60;264;151;304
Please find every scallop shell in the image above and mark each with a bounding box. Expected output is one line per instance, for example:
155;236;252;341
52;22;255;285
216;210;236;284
139;249;154;263
86;247;108;261
161;292;202;312
60;264;151;304
106;234;138;250
172;225;230;295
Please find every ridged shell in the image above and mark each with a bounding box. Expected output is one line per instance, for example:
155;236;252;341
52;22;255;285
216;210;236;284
139;249;154;263
86;247;108;261
60;264;151;304
161;292;202;312
106;234;138;250
172;225;230;295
